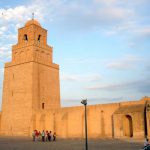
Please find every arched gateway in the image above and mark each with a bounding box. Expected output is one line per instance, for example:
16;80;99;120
123;115;133;137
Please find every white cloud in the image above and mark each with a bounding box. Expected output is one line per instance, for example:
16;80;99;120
0;68;4;74
94;0;118;5
128;42;137;48
106;55;142;70
105;23;150;39
134;26;150;37
94;0;149;7
100;7;133;21
60;72;101;82
0;1;46;24
104;21;136;36
63;58;103;64
87;78;150;93
0;26;7;36
0;45;11;60
56;1;135;31
91;1;150;40
0;26;7;32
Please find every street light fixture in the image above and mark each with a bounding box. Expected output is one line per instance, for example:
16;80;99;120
81;99;88;150
81;99;87;105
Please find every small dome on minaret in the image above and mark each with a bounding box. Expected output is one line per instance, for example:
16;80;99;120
25;19;41;27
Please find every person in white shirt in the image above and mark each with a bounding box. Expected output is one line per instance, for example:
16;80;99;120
42;130;45;142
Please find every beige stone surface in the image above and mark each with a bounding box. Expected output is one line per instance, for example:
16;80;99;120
0;19;150;140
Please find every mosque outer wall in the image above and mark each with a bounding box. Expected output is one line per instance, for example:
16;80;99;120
113;111;145;138
0;88;150;138
31;98;150;139
113;99;148;138
32;103;120;138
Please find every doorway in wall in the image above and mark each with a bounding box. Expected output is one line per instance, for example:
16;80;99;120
123;115;133;137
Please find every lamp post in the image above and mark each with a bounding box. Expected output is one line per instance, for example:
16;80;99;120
81;99;88;150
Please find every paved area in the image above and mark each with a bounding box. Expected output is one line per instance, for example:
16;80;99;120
0;137;144;150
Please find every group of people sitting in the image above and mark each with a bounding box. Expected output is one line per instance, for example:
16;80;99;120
32;130;56;142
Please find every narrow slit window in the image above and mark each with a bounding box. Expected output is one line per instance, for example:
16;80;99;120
38;35;41;42
42;103;45;109
24;34;28;41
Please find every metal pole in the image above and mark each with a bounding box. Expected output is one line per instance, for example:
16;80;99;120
85;104;88;150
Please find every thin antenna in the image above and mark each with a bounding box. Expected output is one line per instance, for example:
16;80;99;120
32;12;34;20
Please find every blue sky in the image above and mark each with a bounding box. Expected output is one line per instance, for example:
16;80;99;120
0;0;150;109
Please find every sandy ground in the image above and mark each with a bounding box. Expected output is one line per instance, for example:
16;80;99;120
0;137;144;150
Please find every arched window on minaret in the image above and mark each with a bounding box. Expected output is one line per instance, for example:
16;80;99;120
24;34;28;41
38;35;41;42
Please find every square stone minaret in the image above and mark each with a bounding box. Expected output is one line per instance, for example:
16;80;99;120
1;19;60;135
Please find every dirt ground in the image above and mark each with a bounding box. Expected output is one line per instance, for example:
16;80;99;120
0;137;144;150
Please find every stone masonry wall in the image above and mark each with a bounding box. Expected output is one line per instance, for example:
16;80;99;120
0;62;33;136
32;103;120;138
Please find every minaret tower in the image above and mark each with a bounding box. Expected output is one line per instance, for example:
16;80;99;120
1;19;60;135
